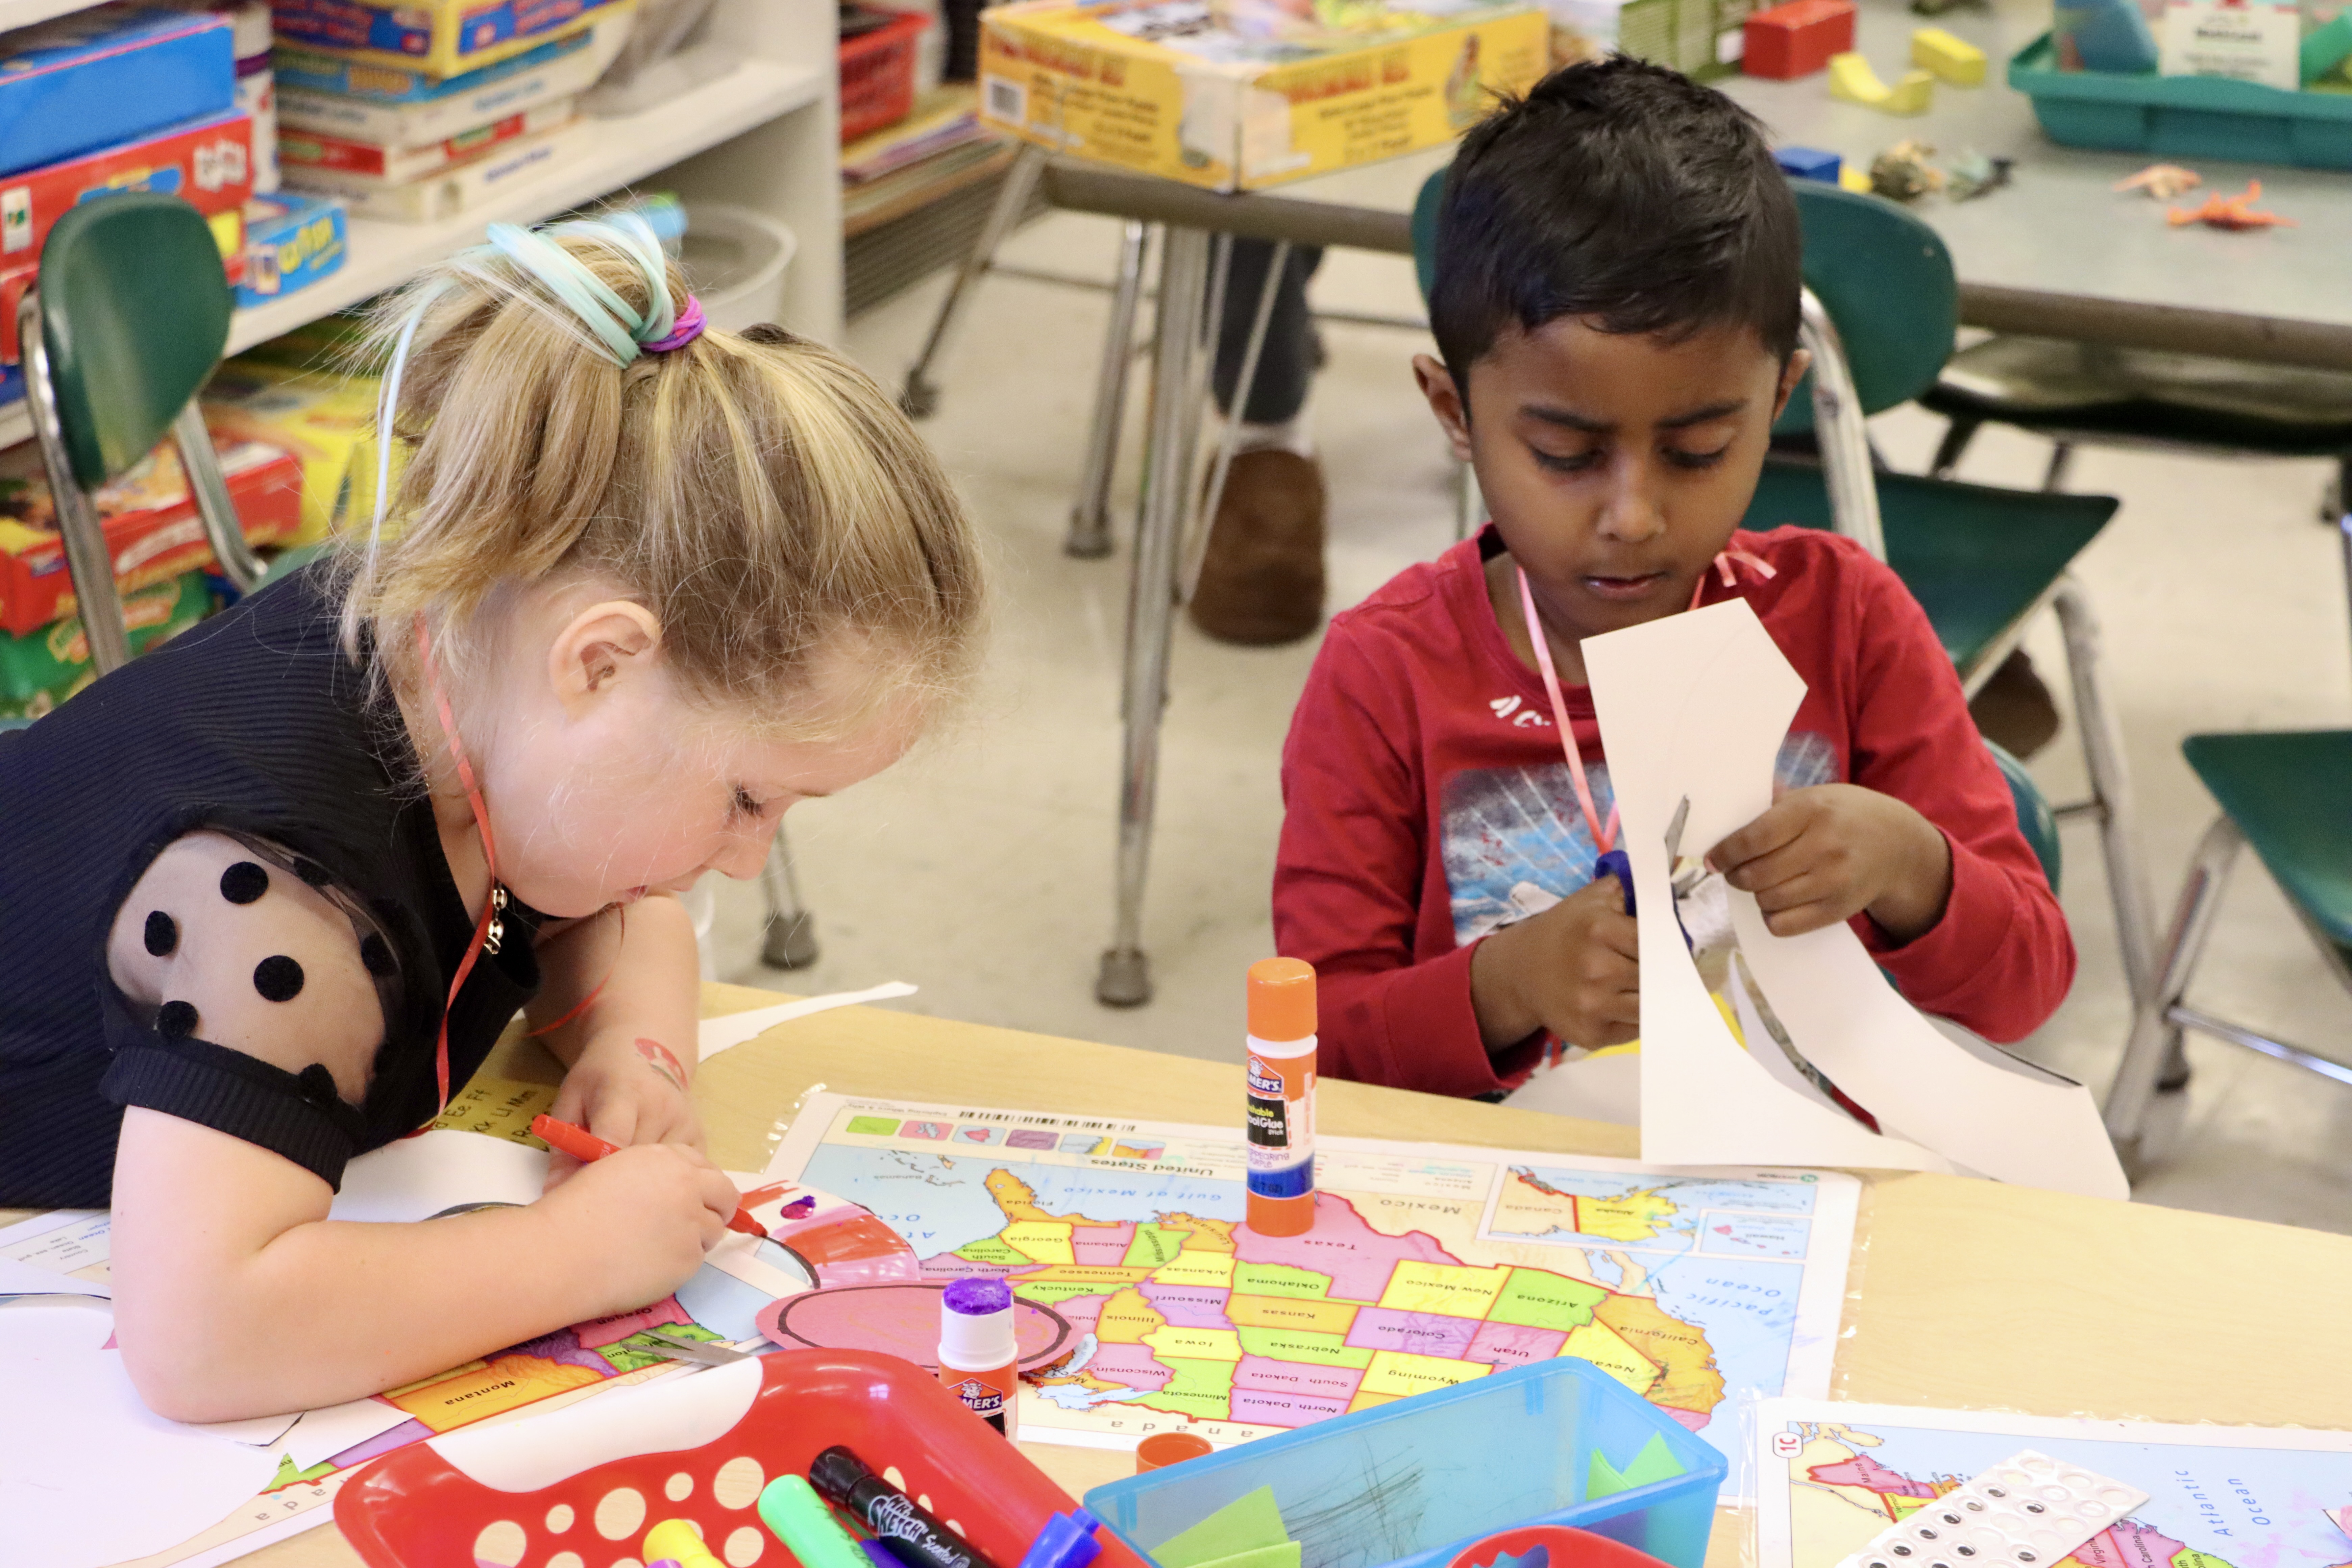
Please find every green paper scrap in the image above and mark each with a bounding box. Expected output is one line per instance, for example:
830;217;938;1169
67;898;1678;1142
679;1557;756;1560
1155;1487;1294;1568
1588;1432;1684;1500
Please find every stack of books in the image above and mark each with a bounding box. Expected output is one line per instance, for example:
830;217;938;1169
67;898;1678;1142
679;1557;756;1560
841;84;1013;237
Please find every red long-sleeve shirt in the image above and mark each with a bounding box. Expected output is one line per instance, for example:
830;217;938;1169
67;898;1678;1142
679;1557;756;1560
1273;524;2074;1098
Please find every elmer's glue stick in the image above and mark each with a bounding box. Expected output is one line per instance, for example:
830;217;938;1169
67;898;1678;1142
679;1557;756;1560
1245;957;1317;1237
939;1276;1019;1437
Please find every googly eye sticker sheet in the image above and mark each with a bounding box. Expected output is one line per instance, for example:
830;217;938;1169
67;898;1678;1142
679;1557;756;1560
1751;1400;2352;1568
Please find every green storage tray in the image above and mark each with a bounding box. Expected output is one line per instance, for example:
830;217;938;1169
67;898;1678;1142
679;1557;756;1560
2009;31;2352;168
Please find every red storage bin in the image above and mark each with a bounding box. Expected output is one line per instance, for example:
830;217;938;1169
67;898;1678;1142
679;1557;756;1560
840;9;930;143
334;1350;1153;1568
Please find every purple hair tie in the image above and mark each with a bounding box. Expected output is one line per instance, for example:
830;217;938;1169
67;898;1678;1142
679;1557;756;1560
640;294;705;353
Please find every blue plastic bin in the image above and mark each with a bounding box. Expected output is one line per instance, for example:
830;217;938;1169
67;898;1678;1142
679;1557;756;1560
2009;31;2352;169
1082;1361;1727;1568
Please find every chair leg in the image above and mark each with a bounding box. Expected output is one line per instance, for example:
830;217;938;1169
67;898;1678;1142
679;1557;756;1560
2105;815;2245;1160
758;827;820;971
19;287;131;676
2052;577;2159;1004
899;144;1049;420
1182;239;1290;604
172;402;265;593
2041;441;2075;493
1928;416;1980;481
1065;220;1151;561
1097;225;1212;1008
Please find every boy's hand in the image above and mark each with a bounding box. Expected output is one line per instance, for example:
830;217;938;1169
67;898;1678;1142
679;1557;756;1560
539;1142;739;1315
1708;783;1953;942
1469;875;1640;1052
543;1032;706;1190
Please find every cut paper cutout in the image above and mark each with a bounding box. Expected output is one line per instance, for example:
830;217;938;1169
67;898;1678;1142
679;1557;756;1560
1589;1431;1684;1498
697;981;918;1061
282;1395;417;1469
0;1303;283;1568
1154;1486;1294;1568
1585;599;2127;1198
329;1127;551;1223
0;1253;111;1297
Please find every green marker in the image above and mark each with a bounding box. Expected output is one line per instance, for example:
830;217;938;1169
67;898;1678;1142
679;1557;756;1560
760;1474;874;1568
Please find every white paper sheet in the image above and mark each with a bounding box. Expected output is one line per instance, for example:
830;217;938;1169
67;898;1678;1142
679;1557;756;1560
327;1127;550;1223
696;981;917;1060
0;1253;111;1298
280;1395;417;1470
1587;599;2127;1196
0;1303;282;1568
1586;601;1952;1175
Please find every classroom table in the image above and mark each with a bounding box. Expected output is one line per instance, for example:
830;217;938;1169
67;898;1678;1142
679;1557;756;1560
110;981;2349;1568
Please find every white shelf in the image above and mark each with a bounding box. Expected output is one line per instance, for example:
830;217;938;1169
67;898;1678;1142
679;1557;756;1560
228;59;825;352
0;0;98;33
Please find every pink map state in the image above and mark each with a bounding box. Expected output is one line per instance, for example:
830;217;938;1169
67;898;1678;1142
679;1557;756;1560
1087;1343;1175;1391
1466;1318;1569;1368
2073;1522;2189;1568
1141;1281;1233;1326
1073;1224;1137;1266
1232;1353;1367;1405
1231;1193;1461;1301
1233;1387;1353;1427
1346;1306;1479;1359
1807;1455;1940;1498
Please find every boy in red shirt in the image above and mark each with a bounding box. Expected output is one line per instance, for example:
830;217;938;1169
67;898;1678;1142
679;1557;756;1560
1273;58;2072;1098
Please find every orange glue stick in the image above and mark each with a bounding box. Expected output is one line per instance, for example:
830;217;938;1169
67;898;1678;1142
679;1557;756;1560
1244;957;1317;1238
938;1276;1019;1438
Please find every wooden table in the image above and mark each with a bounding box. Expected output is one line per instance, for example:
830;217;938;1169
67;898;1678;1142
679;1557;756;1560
23;983;2352;1566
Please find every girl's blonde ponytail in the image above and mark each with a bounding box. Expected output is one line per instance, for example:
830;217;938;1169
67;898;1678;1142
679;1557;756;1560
340;218;982;739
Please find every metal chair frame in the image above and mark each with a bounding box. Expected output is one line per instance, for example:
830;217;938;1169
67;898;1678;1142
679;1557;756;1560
2102;512;2352;1166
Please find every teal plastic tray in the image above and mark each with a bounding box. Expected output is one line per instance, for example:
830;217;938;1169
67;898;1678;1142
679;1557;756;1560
1083;1359;1728;1568
2010;32;2352;167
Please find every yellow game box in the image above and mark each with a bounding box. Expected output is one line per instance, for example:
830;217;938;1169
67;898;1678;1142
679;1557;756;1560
977;0;1549;191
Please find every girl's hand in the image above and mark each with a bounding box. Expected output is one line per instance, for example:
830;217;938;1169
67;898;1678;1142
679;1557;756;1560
1708;783;1954;943
538;1141;741;1315
543;1032;707;1190
1468;874;1641;1051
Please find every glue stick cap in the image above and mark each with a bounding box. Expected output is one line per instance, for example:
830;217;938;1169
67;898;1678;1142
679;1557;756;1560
1248;957;1316;1042
940;1275;1016;1366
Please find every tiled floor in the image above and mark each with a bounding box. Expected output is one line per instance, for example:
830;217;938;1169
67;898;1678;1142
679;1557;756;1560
707;209;2352;1238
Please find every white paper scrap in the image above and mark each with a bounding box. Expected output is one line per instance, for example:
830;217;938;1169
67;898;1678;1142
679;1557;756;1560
0;1253;111;1298
697;981;918;1061
328;1127;550;1224
283;1394;417;1470
0;1303;282;1568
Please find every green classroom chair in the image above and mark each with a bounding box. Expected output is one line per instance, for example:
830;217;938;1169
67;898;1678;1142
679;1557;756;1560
1412;171;2151;1004
18;190;272;683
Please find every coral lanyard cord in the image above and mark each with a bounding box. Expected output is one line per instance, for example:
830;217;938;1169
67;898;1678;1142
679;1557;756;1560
416;614;503;1118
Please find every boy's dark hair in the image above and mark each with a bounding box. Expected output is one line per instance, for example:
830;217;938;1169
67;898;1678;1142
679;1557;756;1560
1429;57;1802;394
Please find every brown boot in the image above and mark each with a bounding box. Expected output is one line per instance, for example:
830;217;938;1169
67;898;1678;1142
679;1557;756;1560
1187;449;1327;645
1969;648;2062;760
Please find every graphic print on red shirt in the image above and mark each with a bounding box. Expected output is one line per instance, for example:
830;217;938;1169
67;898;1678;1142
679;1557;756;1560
1273;525;2073;1100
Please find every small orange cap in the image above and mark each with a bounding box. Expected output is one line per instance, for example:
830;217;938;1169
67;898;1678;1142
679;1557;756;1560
1136;1432;1215;1471
1248;957;1316;1042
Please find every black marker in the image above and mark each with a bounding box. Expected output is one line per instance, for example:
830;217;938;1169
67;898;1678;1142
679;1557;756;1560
808;1446;998;1568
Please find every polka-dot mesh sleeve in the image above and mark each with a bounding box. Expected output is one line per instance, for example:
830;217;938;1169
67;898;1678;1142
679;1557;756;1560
97;831;398;1191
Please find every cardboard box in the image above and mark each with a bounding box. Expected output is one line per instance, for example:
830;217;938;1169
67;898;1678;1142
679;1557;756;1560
1550;0;1755;78
0;434;301;635
0;570;213;717
236;190;348;308
274;20;612;143
280;95;574;181
977;0;1547;192
0;4;236;177
0;110;252;265
269;0;624;78
284;116;586;220
200;357;386;546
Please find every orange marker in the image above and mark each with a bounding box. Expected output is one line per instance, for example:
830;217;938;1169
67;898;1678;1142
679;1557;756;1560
1244;958;1318;1238
530;1113;765;1238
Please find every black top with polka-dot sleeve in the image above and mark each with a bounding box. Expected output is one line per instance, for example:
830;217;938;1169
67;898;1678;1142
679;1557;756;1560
0;565;543;1205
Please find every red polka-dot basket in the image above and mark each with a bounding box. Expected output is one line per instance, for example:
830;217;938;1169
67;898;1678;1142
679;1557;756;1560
334;1350;1150;1568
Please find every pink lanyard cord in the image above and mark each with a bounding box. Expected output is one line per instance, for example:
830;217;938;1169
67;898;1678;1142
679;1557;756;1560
414;614;504;1117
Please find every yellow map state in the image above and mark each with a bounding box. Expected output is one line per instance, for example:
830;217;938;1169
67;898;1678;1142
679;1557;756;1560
1098;1287;1166;1343
385;1352;606;1432
1492;1170;1681;1243
1001;1221;1078;1265
1593;1293;1724;1416
985;1169;1126;1227
1378;1260;1512;1318
1560;1320;1661;1395
1227;1293;1359;1336
1144;1325;1244;1362
1575;1189;1681;1242
1151;1249;1236;1287
1158;1212;1238;1252
1357;1349;1492;1398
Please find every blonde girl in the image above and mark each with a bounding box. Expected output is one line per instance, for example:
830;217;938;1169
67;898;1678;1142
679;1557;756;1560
0;216;982;1421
